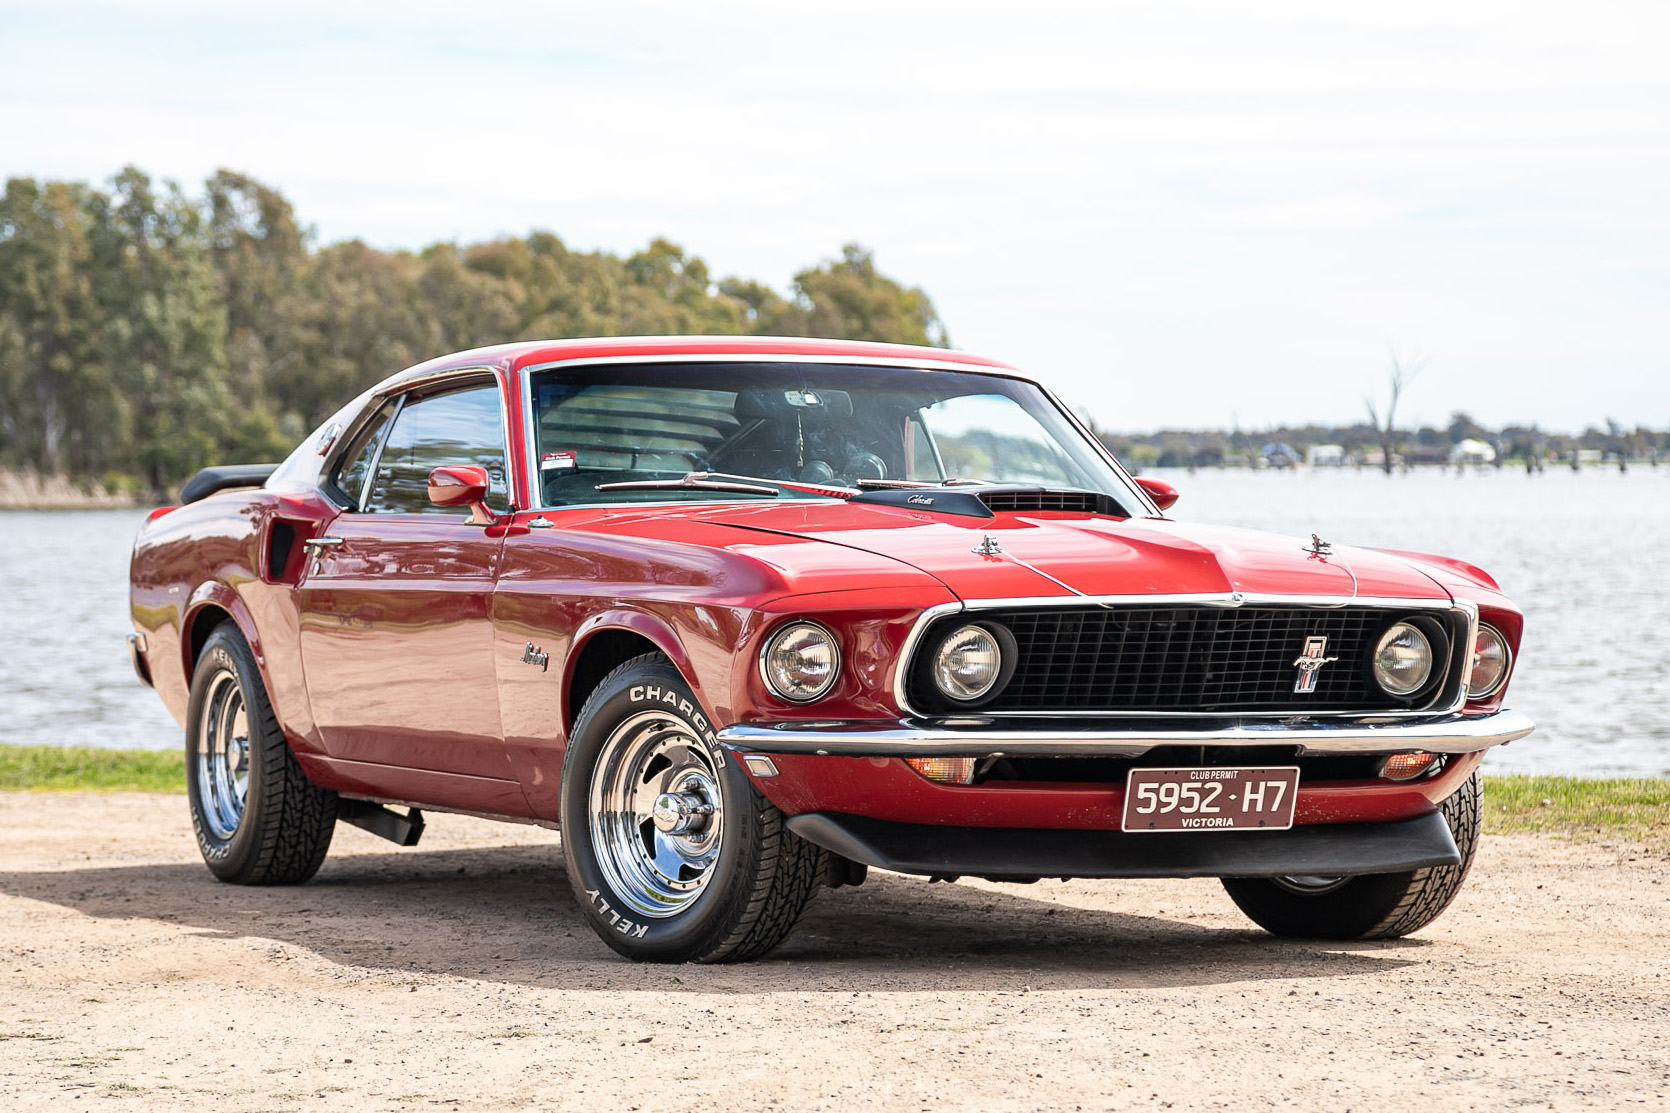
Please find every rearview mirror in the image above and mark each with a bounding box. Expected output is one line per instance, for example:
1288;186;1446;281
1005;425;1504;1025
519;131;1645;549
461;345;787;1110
1135;476;1179;513
427;465;497;525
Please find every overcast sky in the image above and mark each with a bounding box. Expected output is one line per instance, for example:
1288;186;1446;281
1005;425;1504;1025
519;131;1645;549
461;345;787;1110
3;0;1666;433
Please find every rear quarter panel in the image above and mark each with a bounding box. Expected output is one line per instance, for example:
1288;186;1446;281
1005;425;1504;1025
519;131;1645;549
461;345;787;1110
129;490;328;748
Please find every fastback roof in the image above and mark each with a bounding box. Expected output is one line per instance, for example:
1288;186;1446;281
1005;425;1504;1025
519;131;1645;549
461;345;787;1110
379;335;1022;394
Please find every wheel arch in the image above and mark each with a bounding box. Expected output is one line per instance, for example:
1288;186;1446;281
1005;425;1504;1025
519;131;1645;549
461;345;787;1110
563;610;701;738
182;582;267;689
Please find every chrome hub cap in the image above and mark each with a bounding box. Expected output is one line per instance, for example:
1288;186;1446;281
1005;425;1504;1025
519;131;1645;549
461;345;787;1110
195;669;250;841
588;711;725;918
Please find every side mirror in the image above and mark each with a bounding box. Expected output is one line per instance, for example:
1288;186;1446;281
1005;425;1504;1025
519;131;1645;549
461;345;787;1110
1135;476;1180;513
427;465;497;525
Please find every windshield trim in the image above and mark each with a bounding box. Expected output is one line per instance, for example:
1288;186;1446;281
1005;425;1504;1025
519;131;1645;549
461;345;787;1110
515;354;1158;517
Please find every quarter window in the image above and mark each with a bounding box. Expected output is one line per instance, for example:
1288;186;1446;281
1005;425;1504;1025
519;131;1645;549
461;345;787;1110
328;399;396;509
364;382;509;515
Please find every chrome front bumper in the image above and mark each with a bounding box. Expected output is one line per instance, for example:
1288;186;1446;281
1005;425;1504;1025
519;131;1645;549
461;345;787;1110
717;708;1534;759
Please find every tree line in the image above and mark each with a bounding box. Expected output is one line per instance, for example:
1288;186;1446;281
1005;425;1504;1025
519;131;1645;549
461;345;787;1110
0;167;947;494
1100;414;1668;471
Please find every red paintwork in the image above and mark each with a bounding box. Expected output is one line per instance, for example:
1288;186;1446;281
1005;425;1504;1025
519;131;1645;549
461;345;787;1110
752;751;1484;829
128;336;1524;832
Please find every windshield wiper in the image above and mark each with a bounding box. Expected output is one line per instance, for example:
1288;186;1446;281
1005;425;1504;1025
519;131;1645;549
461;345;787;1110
594;472;783;496
853;477;984;490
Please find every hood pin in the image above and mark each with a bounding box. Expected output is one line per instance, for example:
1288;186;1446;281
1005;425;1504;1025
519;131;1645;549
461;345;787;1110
972;534;1003;556
1304;534;1332;559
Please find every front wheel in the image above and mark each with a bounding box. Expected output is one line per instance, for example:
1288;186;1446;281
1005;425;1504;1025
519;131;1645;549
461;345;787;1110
559;654;825;962
185;622;337;884
1221;771;1482;940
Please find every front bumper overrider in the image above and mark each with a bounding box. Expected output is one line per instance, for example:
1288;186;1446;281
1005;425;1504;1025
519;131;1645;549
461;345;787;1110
717;707;1534;759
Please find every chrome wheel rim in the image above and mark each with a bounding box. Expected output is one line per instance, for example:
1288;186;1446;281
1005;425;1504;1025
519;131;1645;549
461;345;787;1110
588;710;725;919
1274;874;1351;895
195;668;250;841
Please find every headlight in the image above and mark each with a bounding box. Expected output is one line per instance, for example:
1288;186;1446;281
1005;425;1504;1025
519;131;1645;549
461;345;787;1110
931;625;1003;702
1373;621;1434;696
761;622;838;702
1467;623;1512;699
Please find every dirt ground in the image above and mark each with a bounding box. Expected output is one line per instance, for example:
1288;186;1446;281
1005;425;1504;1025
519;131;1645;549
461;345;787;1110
0;793;1665;1112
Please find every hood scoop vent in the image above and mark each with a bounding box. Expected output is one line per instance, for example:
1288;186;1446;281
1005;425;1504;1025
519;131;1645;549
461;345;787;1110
849;485;1126;518
979;490;1105;514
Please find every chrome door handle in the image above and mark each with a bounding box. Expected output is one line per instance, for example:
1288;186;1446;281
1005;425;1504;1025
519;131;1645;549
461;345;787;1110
301;536;345;550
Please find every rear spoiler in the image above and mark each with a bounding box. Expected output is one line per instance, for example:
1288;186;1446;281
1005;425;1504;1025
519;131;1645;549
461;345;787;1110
178;464;280;505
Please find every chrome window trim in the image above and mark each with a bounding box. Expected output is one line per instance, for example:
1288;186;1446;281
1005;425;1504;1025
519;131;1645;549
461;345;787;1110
515;353;1152;516
715;707;1535;759
357;392;405;513
890;594;1477;721
354;366;519;517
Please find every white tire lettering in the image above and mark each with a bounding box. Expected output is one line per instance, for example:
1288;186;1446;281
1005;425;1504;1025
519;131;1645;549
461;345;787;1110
629;686;643;700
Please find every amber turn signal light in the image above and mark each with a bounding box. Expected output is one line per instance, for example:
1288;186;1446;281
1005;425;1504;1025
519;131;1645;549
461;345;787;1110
905;757;977;785
1378;752;1440;781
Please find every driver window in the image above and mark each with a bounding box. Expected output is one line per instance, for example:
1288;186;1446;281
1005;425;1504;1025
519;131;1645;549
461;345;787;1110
364;382;508;514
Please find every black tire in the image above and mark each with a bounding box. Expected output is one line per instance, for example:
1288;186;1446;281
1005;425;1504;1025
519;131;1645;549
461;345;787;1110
1221;771;1482;940
559;654;825;963
185;621;337;884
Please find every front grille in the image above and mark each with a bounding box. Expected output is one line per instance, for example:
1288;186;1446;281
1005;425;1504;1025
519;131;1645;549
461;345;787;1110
909;605;1457;714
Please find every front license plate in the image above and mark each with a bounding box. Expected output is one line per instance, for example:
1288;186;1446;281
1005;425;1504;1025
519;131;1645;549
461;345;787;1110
1121;766;1300;832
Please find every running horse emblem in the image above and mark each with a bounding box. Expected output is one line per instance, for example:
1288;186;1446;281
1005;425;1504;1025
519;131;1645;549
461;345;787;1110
1291;635;1339;693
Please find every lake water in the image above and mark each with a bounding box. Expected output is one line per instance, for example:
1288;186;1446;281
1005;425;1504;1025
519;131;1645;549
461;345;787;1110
1;467;1666;776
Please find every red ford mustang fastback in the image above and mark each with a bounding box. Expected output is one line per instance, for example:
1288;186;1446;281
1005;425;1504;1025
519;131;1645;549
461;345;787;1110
127;336;1531;962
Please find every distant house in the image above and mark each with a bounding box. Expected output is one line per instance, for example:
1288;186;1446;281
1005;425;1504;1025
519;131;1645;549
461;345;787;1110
1404;445;1448;466
1306;444;1346;467
1450;438;1496;465
1260;442;1301;469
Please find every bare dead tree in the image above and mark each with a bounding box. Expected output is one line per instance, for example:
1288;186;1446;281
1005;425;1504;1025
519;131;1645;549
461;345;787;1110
1365;348;1428;475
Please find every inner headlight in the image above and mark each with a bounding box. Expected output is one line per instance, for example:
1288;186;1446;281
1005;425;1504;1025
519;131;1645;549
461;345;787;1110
932;625;1003;702
761;622;838;702
1468;623;1512;699
1373;621;1434;697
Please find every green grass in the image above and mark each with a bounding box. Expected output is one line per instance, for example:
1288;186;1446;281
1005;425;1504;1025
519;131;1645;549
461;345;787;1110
0;744;184;793
0;748;1665;845
1482;775;1670;845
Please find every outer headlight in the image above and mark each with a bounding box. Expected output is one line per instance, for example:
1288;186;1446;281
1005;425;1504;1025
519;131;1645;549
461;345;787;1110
1467;623;1512;699
1373;621;1434;697
932;625;1003;702
760;622;838;702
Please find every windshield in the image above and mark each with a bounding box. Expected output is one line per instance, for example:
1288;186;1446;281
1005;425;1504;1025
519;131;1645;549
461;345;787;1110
528;362;1141;510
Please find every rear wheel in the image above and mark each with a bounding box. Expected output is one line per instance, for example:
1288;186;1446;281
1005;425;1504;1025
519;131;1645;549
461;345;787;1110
185;622;336;884
1221;771;1482;939
559;654;825;962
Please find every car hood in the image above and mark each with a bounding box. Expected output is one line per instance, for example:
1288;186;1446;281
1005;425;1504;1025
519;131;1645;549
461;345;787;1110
686;501;1451;603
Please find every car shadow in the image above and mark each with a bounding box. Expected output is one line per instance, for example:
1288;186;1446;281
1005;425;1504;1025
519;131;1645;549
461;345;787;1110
0;841;1429;992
